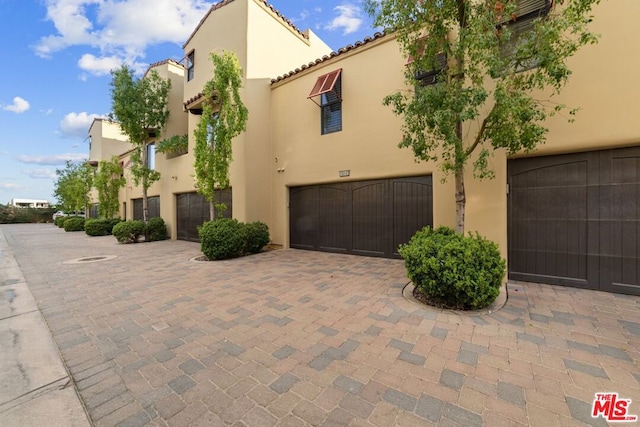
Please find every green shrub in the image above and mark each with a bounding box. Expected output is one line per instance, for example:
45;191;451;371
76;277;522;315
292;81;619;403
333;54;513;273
55;216;67;228
107;218;122;234
146;217;168;241
398;226;505;310
243;221;270;254
85;218;113;236
199;218;246;260
112;220;145;244
63;217;85;232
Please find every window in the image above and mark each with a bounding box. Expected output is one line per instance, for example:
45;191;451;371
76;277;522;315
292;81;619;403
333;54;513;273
147;143;156;170
498;0;552;72
414;53;447;86
187;51;195;81
308;69;342;135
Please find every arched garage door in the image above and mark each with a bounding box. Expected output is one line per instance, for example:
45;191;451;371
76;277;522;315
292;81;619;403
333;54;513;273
508;146;640;295
290;176;433;258
176;190;232;242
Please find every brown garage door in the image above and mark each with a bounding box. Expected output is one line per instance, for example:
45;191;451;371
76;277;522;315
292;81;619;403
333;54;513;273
176;191;232;242
508;146;640;295
132;196;160;220
290;176;433;258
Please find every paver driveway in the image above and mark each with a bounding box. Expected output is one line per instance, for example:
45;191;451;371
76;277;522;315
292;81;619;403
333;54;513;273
2;224;640;426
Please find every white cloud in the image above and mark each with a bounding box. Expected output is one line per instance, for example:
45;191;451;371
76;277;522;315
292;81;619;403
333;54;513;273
325;4;363;35
2;97;30;114
16;153;88;166
35;0;211;75
77;53;122;75
59;112;100;138
22;169;57;179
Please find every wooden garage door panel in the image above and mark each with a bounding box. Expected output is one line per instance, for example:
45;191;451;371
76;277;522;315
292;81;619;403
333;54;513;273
509;158;589;288
290;187;318;250
392;177;433;257
289;176;433;259
318;184;350;253
176;191;232;242
509;147;640;295
352;181;387;257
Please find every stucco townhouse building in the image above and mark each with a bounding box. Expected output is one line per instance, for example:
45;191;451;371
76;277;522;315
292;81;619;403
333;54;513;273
88;0;640;296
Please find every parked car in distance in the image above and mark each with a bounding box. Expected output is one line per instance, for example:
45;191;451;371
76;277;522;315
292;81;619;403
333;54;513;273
52;210;85;220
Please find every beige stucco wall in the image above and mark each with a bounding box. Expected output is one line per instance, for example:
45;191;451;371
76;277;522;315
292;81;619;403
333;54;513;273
270;0;640;256
270;36;457;248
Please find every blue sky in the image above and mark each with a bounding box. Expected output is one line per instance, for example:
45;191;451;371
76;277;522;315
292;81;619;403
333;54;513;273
0;0;377;204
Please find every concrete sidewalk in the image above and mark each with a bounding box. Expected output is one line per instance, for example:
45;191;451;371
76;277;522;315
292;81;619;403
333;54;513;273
0;229;91;427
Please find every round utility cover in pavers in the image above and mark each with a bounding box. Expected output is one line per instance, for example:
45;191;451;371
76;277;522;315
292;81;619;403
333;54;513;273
63;255;118;265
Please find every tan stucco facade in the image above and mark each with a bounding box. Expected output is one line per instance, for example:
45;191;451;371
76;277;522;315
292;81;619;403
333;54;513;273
88;0;640;262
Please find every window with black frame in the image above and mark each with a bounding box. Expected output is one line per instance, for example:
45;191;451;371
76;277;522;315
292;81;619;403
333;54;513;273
498;0;552;73
308;69;342;135
187;51;195;81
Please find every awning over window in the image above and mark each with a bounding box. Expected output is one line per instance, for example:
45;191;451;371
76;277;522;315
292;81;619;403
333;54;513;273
308;69;342;106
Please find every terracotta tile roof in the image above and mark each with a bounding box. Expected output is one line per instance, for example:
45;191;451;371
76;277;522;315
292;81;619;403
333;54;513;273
183;92;205;109
144;59;184;78
182;0;308;49
271;31;388;84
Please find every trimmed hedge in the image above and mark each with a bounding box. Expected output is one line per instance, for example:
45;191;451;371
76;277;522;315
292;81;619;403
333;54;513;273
146;217;168;242
199;218;246;260
63;217;85;232
199;219;270;260
55;216;68;228
85;218;122;236
398;226;505;310
244;221;270;254
112;220;145;244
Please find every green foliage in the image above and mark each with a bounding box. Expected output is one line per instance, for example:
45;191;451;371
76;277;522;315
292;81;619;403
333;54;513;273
399;226;505;310
94;156;125;218
53;161;93;213
55;216;68;228
110;65;171;222
243;221;270;254
112;220;145;244
156;134;188;156
0;205;55;224
85;218;121;236
146;217;168;241
198;218;246;260
194;51;248;220
63;217;85;232
365;0;601;232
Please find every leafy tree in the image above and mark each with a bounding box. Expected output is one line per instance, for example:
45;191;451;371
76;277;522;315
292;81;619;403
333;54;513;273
365;0;600;233
109;65;171;222
156;134;188;156
53;160;93;214
94;156;125;218
194;51;248;220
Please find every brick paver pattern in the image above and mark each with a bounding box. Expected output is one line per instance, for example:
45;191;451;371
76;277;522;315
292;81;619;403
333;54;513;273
2;224;639;426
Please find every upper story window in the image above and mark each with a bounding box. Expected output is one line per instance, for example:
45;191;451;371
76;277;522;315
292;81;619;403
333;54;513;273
498;0;552;72
413;53;447;86
187;51;195;81
308;69;342;135
147;143;156;170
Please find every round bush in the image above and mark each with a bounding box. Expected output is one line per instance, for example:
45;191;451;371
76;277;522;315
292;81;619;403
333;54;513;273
243;221;270;254
199;218;246;260
112;220;145;244
146;217;167;241
55;216;68;228
63;217;85;232
85;218;109;236
107;218;122;234
398;226;505;310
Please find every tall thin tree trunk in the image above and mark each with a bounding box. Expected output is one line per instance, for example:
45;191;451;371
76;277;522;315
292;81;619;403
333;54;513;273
142;143;149;223
455;120;465;234
209;200;215;221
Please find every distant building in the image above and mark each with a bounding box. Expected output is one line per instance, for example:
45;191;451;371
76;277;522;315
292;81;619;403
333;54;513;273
9;198;50;208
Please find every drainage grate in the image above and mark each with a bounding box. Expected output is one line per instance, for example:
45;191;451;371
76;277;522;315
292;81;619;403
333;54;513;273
63;255;117;265
78;256;107;262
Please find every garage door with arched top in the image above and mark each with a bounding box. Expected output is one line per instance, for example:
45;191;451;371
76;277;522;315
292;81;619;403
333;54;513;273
508;146;640;295
290;176;433;259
